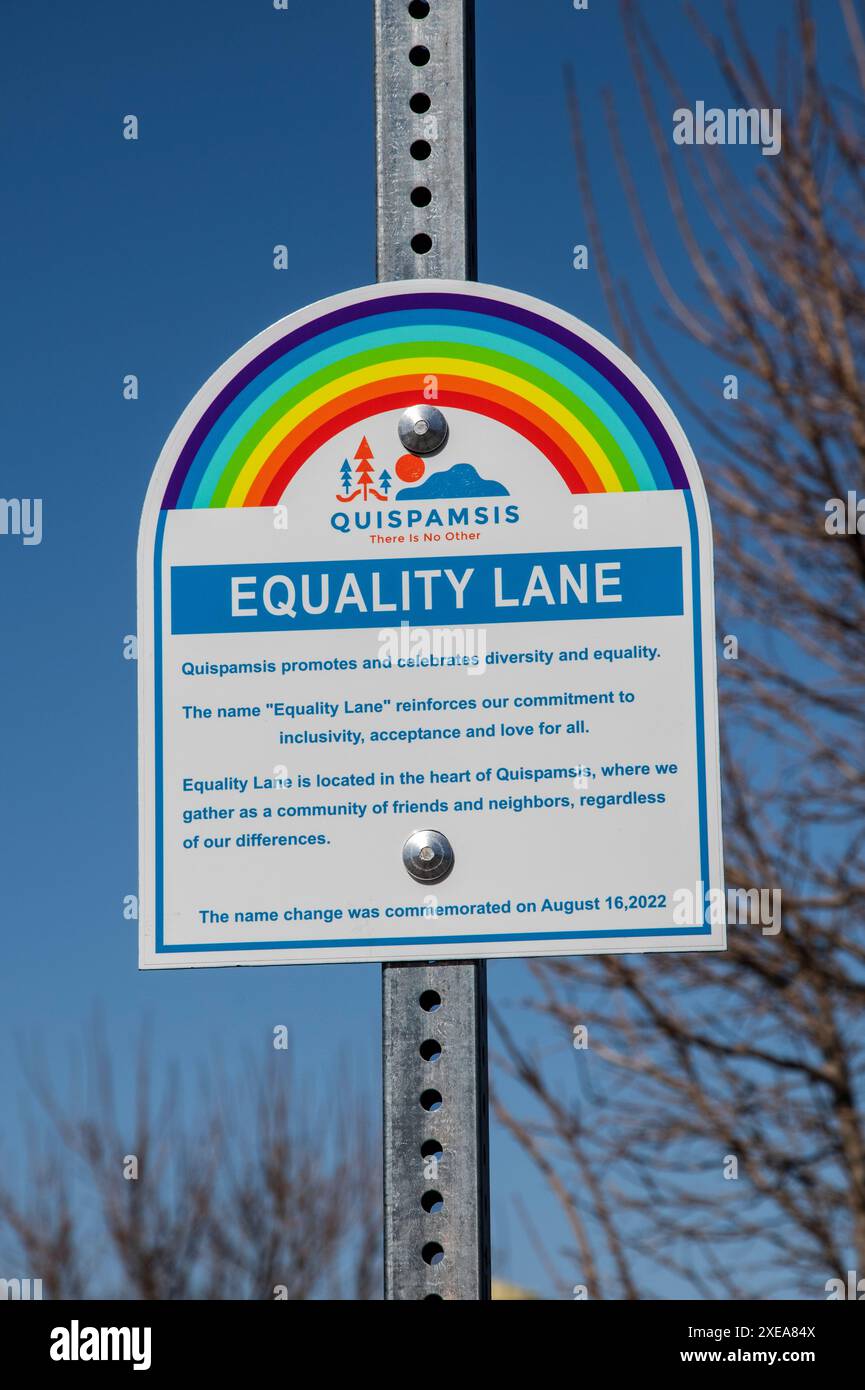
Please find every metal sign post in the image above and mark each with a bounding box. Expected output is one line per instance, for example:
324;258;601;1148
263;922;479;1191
374;0;491;1301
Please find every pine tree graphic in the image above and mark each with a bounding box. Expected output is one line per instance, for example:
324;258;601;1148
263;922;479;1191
336;437;389;502
355;436;375;500
337;458;354;500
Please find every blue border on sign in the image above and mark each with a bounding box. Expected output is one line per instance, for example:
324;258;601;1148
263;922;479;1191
152;498;713;954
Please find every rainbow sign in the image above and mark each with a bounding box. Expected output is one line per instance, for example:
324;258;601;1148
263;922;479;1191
138;280;723;969
159;285;692;511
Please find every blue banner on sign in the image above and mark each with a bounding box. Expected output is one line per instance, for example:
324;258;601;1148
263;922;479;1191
170;547;684;635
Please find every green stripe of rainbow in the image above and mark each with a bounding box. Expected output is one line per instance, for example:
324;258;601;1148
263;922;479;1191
162;289;690;508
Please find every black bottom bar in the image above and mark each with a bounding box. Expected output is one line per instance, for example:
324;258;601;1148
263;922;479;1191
2;1298;858;1374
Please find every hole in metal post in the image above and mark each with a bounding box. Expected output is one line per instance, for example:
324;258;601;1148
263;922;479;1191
421;1190;444;1213
408;1;431;17
411;233;432;255
410;139;432;161
420;1139;443;1159
409;45;431;66
422;1242;445;1265
411;185;432;207
420;1088;442;1112
409;92;431;113
419;1038;442;1061
419;989;441;1011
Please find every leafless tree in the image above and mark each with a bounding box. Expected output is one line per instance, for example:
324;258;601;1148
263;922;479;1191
0;1025;380;1299
494;0;865;1299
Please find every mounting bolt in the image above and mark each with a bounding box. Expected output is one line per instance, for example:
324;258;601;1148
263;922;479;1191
398;404;449;455
402;829;455;884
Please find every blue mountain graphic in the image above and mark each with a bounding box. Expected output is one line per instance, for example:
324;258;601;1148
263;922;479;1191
395;462;509;500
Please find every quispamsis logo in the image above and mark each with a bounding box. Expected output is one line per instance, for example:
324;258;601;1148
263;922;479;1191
330;434;520;533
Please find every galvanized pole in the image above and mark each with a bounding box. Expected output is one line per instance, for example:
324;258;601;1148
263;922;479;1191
375;0;490;1300
374;0;476;282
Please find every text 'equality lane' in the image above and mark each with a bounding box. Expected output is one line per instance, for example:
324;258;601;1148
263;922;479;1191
170;547;684;634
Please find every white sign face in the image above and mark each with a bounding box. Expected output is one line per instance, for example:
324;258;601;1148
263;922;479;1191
138;281;724;968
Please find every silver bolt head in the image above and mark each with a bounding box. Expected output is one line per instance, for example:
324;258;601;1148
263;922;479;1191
402;828;455;884
398;404;449;455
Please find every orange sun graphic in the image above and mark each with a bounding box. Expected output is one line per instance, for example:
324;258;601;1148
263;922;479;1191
394;454;426;484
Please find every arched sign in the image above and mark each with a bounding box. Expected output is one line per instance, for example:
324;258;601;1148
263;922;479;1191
138;281;724;967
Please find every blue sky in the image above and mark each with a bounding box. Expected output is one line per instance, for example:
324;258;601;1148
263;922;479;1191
0;0;855;1297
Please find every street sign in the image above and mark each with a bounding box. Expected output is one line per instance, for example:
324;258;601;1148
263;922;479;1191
138;279;724;968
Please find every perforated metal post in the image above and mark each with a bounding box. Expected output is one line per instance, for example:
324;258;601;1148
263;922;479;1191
375;0;490;1301
375;0;476;283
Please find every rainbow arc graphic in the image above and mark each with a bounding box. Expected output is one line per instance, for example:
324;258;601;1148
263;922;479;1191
160;289;692;511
